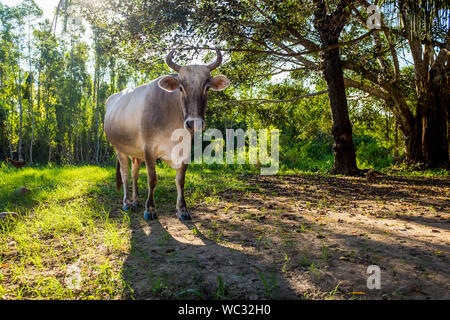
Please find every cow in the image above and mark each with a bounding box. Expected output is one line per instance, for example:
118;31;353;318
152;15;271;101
104;50;230;221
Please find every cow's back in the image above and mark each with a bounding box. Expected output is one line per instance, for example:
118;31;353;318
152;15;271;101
104;78;184;160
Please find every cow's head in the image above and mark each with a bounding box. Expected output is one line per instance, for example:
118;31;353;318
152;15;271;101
158;49;230;132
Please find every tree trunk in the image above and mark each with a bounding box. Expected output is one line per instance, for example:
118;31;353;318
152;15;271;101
420;73;449;167
314;0;359;175
405;115;424;164
403;74;449;167
95;60;101;164
15;61;24;161
28;19;34;164
29;74;35;164
1;71;13;159
3;108;13;159
323;46;359;175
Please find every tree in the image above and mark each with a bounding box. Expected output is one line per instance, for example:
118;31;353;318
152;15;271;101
341;0;449;167
79;0;369;174
313;0;359;175
0;0;41;161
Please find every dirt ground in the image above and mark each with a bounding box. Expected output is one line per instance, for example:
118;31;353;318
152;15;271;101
121;173;449;300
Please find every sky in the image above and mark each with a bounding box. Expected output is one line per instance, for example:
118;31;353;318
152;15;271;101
1;0;61;21
1;0;80;39
1;0;413;83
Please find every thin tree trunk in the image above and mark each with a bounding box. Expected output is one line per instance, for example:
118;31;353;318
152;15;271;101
386;113;390;142
394;115;399;163
95;61;101;164
29;23;34;164
15;59;24;161
1;71;13;158
45;86;52;164
3;108;13;159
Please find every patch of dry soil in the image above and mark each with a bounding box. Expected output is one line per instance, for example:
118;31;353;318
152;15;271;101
122;174;449;300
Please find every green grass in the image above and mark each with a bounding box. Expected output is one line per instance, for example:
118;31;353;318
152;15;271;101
384;164;450;178
0;162;447;299
0;165;129;299
0;163;245;299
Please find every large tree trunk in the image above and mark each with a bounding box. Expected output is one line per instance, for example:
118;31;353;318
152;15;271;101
314;0;359;175
402;69;449;167
399;6;449;168
419;73;449;167
323;46;359;175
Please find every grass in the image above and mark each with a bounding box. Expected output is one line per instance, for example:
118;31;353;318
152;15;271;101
0;165;130;299
1;162;448;299
0;163;246;299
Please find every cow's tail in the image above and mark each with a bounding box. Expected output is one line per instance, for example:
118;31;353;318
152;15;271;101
116;159;122;191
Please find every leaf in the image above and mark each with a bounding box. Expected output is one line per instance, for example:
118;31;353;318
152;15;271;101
177;289;204;299
347;292;366;295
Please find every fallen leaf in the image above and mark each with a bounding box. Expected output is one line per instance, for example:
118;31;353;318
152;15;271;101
347;292;366;295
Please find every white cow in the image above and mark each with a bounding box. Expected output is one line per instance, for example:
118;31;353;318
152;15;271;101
104;50;229;220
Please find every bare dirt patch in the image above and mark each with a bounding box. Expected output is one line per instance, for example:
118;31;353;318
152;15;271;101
122;173;450;300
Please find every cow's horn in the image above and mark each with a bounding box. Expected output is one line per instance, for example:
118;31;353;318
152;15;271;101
166;50;182;72
207;49;222;71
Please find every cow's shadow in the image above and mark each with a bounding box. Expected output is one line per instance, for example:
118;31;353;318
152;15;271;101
121;209;298;300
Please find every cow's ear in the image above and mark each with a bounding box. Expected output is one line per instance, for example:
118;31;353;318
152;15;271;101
209;75;230;91
158;76;180;92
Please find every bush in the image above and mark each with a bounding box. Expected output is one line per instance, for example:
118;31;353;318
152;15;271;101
356;140;393;169
281;136;333;172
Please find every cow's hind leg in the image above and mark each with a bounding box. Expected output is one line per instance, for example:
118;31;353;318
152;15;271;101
117;151;131;211
176;163;191;221
131;158;143;210
143;149;158;220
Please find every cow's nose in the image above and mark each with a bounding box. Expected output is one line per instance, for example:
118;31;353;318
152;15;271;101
184;119;204;131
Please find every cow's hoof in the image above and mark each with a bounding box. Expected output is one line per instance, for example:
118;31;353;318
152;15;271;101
144;211;157;221
132;202;139;210
123;205;129;211
177;209;191;221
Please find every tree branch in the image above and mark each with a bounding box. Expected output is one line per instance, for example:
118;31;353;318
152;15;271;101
223;90;329;105
343;78;389;100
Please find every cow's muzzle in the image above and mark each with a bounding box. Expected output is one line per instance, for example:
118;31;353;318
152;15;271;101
184;118;205;132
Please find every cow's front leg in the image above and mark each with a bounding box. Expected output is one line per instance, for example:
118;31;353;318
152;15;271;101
143;150;158;220
117;151;131;211
176;163;191;221
131;158;143;210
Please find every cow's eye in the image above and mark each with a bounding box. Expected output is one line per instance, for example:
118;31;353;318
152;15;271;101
179;87;183;92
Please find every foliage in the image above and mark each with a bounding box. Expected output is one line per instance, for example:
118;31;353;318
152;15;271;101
1;0;448;171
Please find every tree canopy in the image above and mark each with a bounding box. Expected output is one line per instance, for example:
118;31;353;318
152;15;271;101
0;0;448;170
